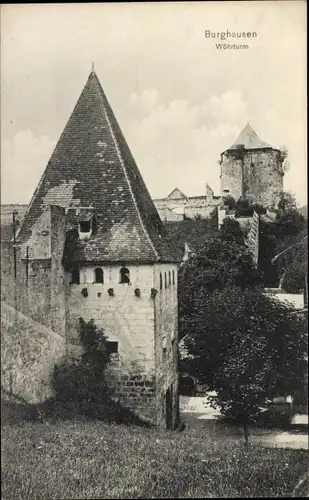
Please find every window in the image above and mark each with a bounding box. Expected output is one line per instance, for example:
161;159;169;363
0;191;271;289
160;272;163;290
172;270;175;285
106;341;118;354
79;221;91;233
168;271;171;286
70;268;80;285
164;272;167;289
120;267;130;284
94;267;104;284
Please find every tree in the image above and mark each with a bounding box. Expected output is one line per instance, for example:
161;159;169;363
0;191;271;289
179;221;307;442
277;190;297;213
257;192;307;290
183;286;307;443
219;218;244;245
178;231;263;340
222;195;236;210
208;206;218;230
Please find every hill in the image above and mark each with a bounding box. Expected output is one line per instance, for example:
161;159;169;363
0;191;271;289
2;417;308;499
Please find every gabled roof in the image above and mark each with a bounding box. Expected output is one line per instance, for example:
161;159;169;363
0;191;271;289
18;71;180;263
166;188;187;200
227;123;273;151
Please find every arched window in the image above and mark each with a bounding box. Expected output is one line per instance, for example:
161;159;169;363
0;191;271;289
172;270;175;285
164;272;167;289
120;267;130;284
70;268;80;285
168;271;171;286
160;272;163;290
94;268;104;284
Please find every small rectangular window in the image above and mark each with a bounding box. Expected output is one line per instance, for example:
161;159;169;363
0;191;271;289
70;268;80;285
79;221;91;233
106;341;118;354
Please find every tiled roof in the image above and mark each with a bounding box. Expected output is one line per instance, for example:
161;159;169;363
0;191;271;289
228;123;273;151
164;220;218;255
17;71;180;264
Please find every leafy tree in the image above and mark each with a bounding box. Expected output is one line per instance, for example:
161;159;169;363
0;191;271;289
277;191;297;213
184;286;307;443
179;220;307;442
222;195;236;210
178;227;263;340
208;206;218;230
257;192;307;290
220;218;244;245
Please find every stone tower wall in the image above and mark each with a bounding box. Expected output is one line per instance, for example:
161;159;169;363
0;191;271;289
66;262;179;427
153;263;179;428
220;148;283;207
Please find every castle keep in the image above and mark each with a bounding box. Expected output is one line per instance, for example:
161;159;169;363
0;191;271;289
3;70;181;428
154;124;284;221
220;123;284;208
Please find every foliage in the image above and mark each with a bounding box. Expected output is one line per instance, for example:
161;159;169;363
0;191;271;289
208;206;218;229
257;192;307;291
184;286;307;439
219;217;244;245
178;231;263;339
193;213;202;220
222;195;236;210
180;219;307;440
53;318;111;408
48;319;146;425
277;190;297;213
279;145;290;174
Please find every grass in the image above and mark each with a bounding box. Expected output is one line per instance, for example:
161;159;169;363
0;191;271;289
2;416;308;499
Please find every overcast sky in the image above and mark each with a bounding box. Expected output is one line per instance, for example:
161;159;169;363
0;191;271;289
1;1;307;206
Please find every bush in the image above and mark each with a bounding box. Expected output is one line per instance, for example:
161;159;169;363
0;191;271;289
40;318;152;427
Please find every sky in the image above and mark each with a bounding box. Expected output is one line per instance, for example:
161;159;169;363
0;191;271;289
1;1;307;206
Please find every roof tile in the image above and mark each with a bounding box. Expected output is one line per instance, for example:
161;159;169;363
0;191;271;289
18;71;180;264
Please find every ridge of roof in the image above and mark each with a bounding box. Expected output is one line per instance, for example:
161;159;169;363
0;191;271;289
227;123;273;151
17;71;180;263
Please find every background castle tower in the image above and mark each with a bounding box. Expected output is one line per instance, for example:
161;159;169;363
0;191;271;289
10;70;181;428
220;123;284;208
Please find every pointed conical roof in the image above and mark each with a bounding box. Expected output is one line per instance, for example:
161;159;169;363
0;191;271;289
228;123;272;150
18;71;180;263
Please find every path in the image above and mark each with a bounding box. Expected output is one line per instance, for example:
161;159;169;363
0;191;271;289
180;396;309;450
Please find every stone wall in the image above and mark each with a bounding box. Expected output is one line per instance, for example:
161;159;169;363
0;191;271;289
66;262;179;426
1;242;52;328
66;264;156;369
153;263;179;428
65;262;179;426
1;206;67;335
220;148;283;207
1;207;180;427
1;301;66;403
154;195;220;221
220;153;243;199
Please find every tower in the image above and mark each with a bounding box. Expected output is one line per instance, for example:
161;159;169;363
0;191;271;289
220;123;284;208
16;69;181;428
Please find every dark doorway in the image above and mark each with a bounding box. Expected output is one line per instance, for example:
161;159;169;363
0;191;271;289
165;384;173;430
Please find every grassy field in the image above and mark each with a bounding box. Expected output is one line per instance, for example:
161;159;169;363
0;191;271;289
2;418;308;499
